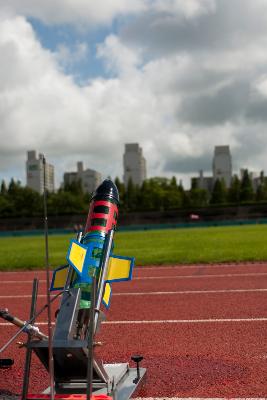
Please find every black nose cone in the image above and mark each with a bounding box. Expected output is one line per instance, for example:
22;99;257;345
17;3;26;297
92;179;119;203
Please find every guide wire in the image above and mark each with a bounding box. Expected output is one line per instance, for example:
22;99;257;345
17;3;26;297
43;156;55;400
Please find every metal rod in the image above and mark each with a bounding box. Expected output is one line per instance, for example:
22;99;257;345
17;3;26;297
22;278;39;400
0;309;48;340
0;291;64;354
86;276;96;400
43;155;55;400
94;229;114;331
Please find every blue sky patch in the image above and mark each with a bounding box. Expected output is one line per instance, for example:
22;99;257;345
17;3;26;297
28;17;118;83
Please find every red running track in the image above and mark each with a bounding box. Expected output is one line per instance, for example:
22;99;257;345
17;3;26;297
0;263;267;397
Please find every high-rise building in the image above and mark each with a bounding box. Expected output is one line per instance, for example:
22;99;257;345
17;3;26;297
212;145;232;188
123;143;147;186
64;162;102;194
26;150;55;194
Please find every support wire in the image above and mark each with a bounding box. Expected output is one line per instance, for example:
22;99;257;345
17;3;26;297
43;156;55;400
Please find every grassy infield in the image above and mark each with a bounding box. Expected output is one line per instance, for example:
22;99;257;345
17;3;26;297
0;224;267;271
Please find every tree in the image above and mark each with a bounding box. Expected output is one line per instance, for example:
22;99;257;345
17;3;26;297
0;195;13;216
177;181;190;207
240;169;254;202
189;178;208;207
138;180;153;210
228;175;241;203
210;179;227;204
8;178;21;195
63;179;83;196
114;177;125;208
0;180;7;195
255;171;267;202
47;191;85;215
125;178;139;211
191;178;198;190
164;176;182;209
170;176;178;189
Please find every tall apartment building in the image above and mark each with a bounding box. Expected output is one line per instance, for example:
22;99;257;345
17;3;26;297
26;150;55;194
64;162;102;194
212;145;232;188
123;143;147;187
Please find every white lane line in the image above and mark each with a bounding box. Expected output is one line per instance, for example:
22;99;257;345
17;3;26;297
134;272;267;280
1;272;267;284
0;280;46;284
0;322;55;326
0;294;47;298
136;264;267;270
0;272;53;276
133;398;267;400
104;318;267;324
1;288;267;299
133;398;266;400
114;288;267;295
1;318;267;326
1;263;267;274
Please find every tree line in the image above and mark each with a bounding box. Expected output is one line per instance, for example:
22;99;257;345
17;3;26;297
1;169;267;218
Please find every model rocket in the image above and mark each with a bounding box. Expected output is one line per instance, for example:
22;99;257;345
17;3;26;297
51;178;134;309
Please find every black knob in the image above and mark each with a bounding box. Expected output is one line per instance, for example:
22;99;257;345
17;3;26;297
131;355;143;383
131;355;143;364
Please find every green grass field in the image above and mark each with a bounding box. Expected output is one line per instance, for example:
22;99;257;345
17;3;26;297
0;224;267;271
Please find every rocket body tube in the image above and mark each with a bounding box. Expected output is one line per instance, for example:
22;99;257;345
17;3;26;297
73;179;119;310
84;179;119;237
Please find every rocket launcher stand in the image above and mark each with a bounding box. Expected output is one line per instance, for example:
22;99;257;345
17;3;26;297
0;180;146;399
26;231;146;400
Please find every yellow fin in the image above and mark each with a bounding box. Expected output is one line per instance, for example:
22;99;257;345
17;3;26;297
106;256;133;282
68;241;87;273
103;282;112;308
50;265;69;291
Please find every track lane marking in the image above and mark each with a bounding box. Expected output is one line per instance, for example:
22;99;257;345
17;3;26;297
0;280;47;283
133;398;267;400
134;272;267;280
1;288;267;299
1;272;267;284
115;288;267;295
1;263;267;274
133;398;267;399
1;317;267;326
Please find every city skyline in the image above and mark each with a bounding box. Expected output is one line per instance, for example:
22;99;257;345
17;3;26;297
2;144;265;192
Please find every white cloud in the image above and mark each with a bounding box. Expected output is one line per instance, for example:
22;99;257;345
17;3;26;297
97;35;143;77
254;75;267;97
151;0;216;19
0;0;217;28
3;1;267;188
0;0;146;26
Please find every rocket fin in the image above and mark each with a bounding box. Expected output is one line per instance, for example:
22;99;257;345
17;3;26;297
102;282;112;308
105;255;134;282
67;240;87;273
50;264;69;291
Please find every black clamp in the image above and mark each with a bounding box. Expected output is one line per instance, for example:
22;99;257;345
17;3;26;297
131;354;143;383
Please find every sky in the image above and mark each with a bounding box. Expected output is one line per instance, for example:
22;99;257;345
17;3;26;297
1;0;267;188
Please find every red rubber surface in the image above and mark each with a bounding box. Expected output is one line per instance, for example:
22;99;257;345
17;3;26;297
1;263;267;397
